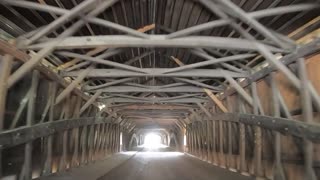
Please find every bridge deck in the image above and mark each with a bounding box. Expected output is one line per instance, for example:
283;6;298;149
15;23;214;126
99;149;253;180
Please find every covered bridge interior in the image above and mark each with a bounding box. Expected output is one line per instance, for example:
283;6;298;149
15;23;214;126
0;0;319;179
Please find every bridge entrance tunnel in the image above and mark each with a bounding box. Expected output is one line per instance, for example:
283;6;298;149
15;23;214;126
0;0;320;179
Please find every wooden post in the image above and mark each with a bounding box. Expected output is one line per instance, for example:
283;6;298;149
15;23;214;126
20;70;39;180
226;97;233;169
42;82;57;175
270;73;286;180
71;97;82;167
59;96;72;171
206;120;211;163
239;98;247;174
80;125;88;165
212;107;217;165
298;58;317;180
104;123;111;156
219;120;224;167
0;51;13;177
251;82;263;177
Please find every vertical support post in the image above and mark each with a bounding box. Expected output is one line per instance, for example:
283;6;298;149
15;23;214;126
206;120;211;163
226;97;233;169
201;122;206;160
192;124;196;155
211;107;217;165
104;123;111;156
58;96;72;171
42;82;57;175
92;124;99;161
100;123;107;157
196;123;202;158
219;120;224;167
270;72;286;180
99;123;108;157
186;126;190;153
71;97;82;167
239;97;247;174
189;125;192;154
0;51;13;177
0;53;13;129
88;123;95;162
194;124;199;157
80;125;88;165
251;82;263;177
116;125;120;152
297;58;317;180
20;70;39;180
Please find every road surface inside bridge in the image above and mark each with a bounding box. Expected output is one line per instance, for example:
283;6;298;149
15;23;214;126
99;147;253;180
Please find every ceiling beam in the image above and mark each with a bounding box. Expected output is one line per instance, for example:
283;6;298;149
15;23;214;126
204;88;228;113
57;51;149;73
5;0;117;88
100;97;208;103
112;104;195;110
173;77;223;91
55;64;95;104
83;77;137;91
26;35;286;52
95;85;208;93
62;68;249;79
163;53;255;74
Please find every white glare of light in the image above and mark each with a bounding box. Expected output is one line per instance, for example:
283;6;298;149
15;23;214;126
98;104;106;110
120;132;123;145
144;133;162;149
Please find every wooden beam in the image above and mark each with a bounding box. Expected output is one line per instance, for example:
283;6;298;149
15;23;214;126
26;35;286;53
0;46;13;177
0;40;102;109
56;47;107;70
203;88;228;113
0;53;13;130
137;24;155;32
80;90;102;114
56;64;94;104
168;56;226;114
56;23;155;70
20;70;39;179
113;104;194;110
170;56;185;66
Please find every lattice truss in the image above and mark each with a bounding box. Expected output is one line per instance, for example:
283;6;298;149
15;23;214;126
0;0;319;129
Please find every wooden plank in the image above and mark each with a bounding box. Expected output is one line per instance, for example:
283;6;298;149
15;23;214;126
204;88;228;113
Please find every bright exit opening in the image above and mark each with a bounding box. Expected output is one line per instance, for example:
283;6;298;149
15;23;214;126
143;133;163;149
